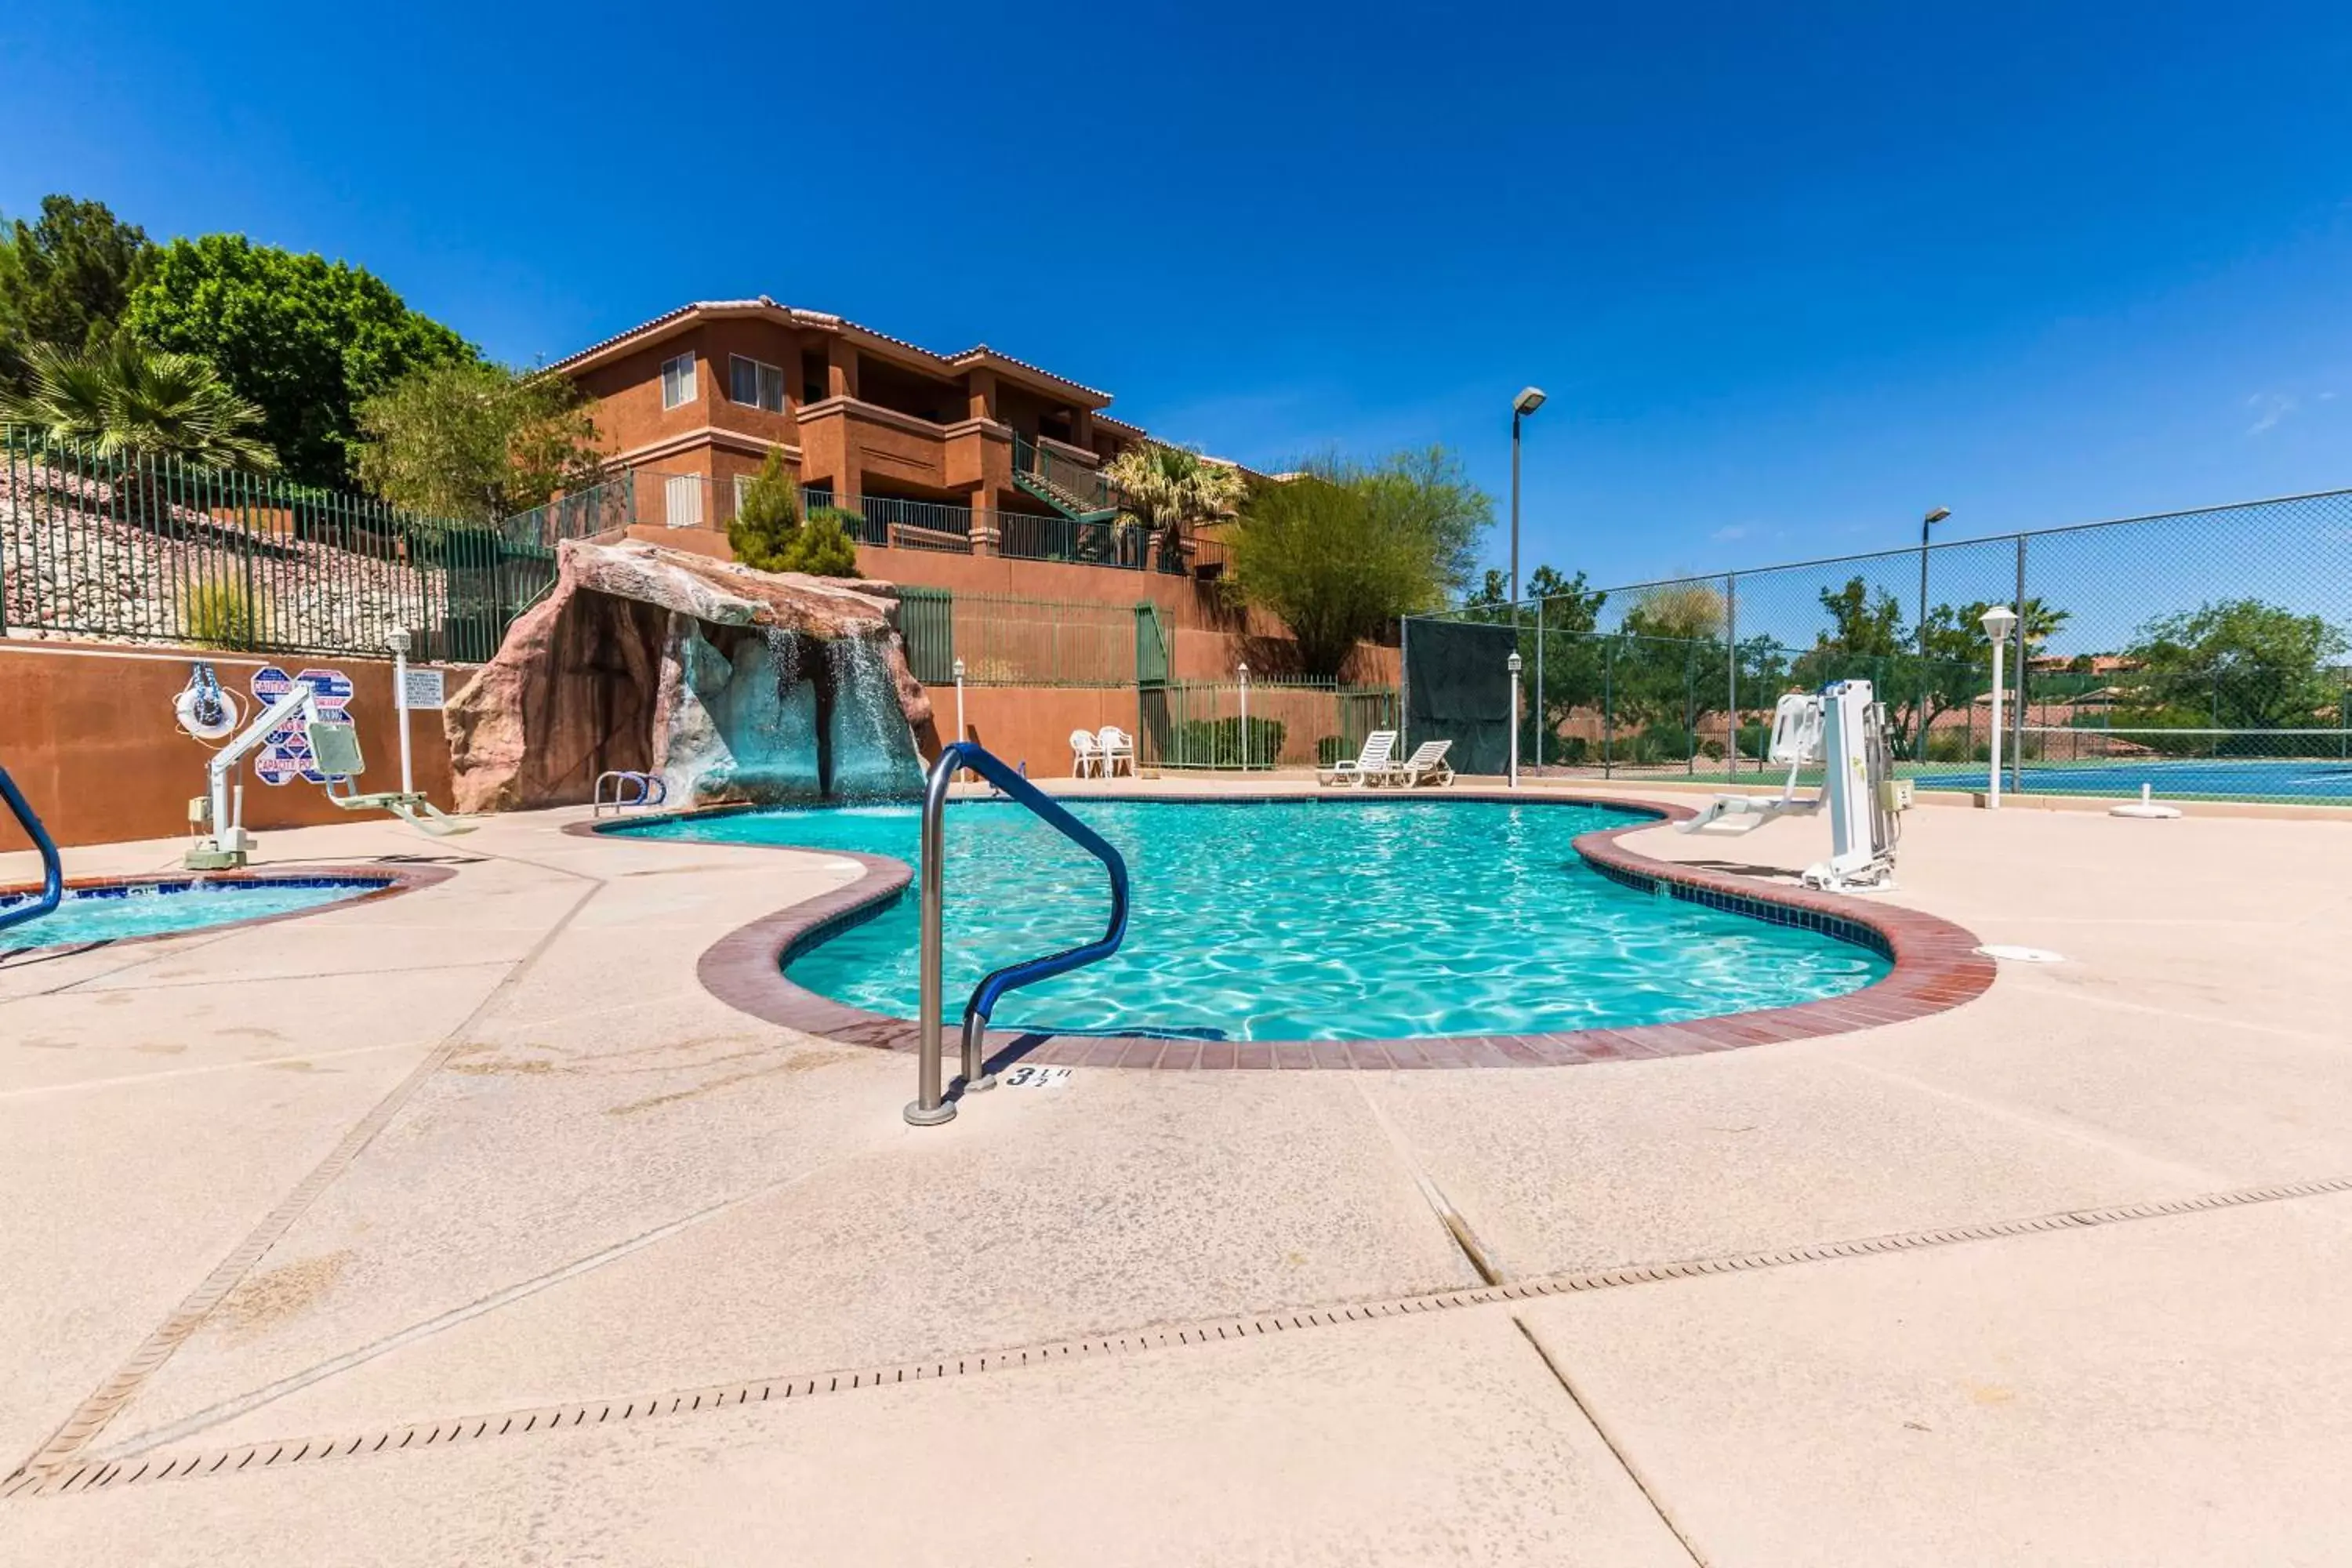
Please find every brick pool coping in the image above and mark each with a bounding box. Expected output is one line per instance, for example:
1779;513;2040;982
580;793;1994;1069
0;862;455;956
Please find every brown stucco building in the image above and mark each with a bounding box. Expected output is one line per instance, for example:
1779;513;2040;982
549;299;1155;555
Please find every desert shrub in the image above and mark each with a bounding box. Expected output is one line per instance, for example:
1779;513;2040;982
183;579;262;649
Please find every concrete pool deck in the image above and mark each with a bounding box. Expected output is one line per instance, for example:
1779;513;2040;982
4;779;2351;1565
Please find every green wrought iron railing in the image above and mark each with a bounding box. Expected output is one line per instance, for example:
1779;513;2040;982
0;424;600;662
1138;679;1400;771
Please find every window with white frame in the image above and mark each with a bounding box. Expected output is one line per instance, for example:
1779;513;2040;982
660;352;697;410
732;473;753;517
664;474;704;528
729;354;785;413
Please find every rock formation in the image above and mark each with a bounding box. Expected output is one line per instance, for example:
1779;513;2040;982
443;538;935;813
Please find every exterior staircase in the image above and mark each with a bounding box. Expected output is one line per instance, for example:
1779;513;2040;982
1011;434;1120;524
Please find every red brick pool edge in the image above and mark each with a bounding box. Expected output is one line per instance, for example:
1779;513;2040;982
652;793;1995;1069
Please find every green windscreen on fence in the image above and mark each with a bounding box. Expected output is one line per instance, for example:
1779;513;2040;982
1404;617;1515;775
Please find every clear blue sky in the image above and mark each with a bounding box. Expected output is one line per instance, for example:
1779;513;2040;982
8;0;2351;592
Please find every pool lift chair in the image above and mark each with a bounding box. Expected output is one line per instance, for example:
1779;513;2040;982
185;678;474;871
1677;680;1904;893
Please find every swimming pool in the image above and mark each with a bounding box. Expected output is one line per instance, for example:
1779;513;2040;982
619;798;1891;1042
0;876;393;952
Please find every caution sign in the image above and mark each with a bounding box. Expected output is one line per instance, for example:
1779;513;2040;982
249;666;354;786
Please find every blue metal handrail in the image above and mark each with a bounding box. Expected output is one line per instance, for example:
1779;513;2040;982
906;740;1130;1126
0;765;65;937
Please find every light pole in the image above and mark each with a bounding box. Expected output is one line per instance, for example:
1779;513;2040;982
1237;662;1250;771
1510;387;1547;606
1980;604;2018;808
1507;651;1523;789
1917;506;1951;660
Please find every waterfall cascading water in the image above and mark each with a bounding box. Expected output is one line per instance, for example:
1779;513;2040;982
822;635;924;799
699;626;820;800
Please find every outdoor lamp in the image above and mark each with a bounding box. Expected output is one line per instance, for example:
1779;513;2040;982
1507;652;1524;789
1980;605;2019;809
1509;389;1547;606
385;626;410;656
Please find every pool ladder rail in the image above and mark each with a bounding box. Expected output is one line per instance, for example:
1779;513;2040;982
0;764;66;936
906;742;1131;1127
593;771;670;816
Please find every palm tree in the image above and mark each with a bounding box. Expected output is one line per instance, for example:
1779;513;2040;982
1;337;278;473
1105;441;1244;568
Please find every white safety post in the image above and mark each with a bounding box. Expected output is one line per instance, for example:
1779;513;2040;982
1980;605;2018;809
1507;651;1523;788
1238;662;1250;771
388;626;415;797
952;657;967;779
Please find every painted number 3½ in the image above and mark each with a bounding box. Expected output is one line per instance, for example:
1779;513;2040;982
1001;1065;1073;1089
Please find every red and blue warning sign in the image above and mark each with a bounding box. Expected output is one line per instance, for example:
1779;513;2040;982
249;666;354;786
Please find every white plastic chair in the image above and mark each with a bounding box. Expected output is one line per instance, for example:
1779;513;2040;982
1377;739;1455;788
1070;729;1103;778
1318;729;1397;787
1096;726;1136;777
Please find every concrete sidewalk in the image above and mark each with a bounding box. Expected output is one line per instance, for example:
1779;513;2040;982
5;790;2350;1565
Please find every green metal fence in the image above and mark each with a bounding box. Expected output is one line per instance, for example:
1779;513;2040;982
1138;680;1399;771
2;426;625;662
899;593;1143;688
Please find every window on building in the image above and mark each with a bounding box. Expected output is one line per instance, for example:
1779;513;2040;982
664;474;704;528
729;355;785;413
660;353;697;410
732;473;753;517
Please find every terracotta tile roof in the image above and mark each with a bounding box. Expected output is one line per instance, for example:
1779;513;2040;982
546;299;1115;406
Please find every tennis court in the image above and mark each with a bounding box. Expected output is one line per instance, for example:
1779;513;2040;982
1911;728;2352;804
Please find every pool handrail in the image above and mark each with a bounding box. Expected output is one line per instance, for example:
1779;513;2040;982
0;764;65;937
906;740;1131;1126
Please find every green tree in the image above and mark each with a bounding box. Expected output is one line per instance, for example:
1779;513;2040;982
1105;441;1245;564
354;359;603;524
1;337;276;471
728;450;805;570
786;508;862;576
1227;448;1492;677
2118;598;2347;731
124;234;474;486
0;196;154;388
725;452;862;576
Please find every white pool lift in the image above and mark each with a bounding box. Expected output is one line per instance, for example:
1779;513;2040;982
184;674;474;870
1676;679;1904;893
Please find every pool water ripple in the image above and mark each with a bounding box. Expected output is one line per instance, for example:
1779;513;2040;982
620;798;1889;1042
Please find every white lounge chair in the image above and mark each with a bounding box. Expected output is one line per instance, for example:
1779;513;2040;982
1096;726;1136;778
1377;739;1455;789
1069;729;1103;778
1318;729;1397;787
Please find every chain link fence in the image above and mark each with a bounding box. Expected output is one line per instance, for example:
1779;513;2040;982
1407;487;2352;804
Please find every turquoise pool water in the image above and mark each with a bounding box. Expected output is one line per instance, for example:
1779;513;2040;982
0;877;387;951
619;798;1889;1042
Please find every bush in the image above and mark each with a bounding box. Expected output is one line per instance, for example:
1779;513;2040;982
1552;735;1591;765
791;508;864;576
183;579;262;649
1736;722;1769;760
1172;715;1286;769
1630;723;1694;764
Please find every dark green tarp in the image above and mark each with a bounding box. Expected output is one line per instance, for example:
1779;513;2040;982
1403;618;1515;776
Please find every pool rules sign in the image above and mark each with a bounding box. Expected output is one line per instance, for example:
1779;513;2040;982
249;666;354;786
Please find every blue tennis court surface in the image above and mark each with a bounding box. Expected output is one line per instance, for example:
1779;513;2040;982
1911;757;2352;801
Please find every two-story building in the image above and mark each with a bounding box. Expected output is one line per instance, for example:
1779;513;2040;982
549;298;1156;561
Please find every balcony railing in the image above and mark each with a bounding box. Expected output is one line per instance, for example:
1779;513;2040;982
630;468;1229;580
